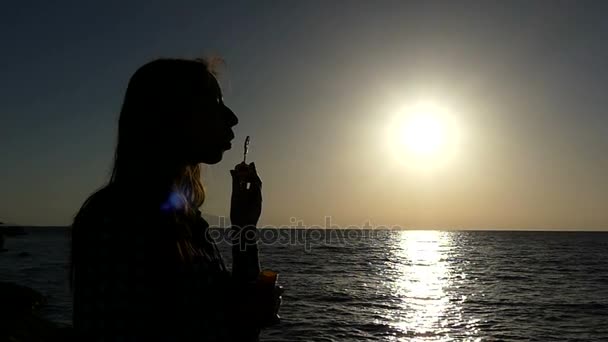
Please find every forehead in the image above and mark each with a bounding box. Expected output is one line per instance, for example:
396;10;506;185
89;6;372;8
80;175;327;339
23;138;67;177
204;72;222;95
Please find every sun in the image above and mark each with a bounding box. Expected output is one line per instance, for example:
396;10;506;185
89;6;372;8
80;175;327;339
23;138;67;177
399;113;447;155
387;102;458;167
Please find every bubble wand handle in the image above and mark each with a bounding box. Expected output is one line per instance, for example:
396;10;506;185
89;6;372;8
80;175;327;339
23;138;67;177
243;136;250;163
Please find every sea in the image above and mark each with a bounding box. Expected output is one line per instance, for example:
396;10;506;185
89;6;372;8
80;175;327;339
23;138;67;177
1;228;608;341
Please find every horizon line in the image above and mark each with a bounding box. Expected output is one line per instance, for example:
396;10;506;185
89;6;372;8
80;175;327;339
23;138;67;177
7;225;608;232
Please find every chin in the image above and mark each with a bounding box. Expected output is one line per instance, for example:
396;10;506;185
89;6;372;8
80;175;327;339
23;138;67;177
199;150;225;165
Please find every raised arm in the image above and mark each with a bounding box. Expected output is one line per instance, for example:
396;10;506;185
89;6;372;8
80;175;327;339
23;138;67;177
226;162;265;341
230;162;262;282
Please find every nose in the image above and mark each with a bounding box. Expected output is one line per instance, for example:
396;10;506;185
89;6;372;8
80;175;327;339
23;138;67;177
224;105;238;127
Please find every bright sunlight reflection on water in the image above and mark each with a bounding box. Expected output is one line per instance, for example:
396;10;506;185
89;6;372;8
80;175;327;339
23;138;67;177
391;231;481;342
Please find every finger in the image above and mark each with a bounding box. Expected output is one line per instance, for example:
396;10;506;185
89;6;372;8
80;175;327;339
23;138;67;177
234;167;254;188
235;162;248;171
249;162;261;177
248;163;262;187
230;169;245;191
247;179;262;202
248;174;262;189
274;296;282;314
230;169;239;185
239;168;261;192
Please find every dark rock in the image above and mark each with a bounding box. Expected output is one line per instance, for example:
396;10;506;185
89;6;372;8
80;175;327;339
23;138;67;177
0;282;74;341
0;282;47;313
18;251;31;257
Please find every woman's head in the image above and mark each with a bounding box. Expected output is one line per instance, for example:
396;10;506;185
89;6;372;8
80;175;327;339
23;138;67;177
117;58;237;166
70;58;235;290
111;58;238;210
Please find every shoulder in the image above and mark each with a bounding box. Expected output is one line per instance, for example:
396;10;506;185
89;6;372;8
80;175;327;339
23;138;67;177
71;185;145;249
74;185;121;224
74;185;158;229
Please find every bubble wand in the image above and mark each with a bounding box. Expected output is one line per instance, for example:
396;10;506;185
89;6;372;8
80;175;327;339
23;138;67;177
243;136;250;163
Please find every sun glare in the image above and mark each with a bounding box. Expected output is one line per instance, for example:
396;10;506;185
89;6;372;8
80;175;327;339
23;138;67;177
387;102;458;168
399;113;447;155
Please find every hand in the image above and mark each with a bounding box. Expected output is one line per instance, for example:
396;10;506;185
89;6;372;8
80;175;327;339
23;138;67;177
230;162;262;227
256;285;283;327
271;285;284;323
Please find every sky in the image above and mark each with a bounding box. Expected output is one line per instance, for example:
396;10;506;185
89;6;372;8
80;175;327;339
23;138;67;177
1;1;607;229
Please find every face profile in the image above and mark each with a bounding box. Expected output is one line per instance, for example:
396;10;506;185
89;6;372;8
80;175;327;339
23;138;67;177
118;59;238;168
181;72;238;165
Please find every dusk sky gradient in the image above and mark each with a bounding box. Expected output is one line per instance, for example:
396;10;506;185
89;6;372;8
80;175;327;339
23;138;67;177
1;1;607;229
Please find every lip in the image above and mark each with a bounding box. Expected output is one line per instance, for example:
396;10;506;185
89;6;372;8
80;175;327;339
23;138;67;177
224;131;235;149
223;138;233;150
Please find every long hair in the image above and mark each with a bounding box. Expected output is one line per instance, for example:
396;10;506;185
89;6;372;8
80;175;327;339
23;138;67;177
70;58;222;289
110;58;217;210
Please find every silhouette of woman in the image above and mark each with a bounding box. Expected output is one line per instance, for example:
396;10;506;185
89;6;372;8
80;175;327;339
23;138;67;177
70;58;277;341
